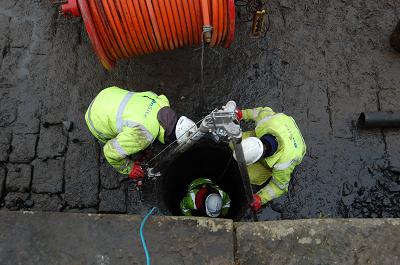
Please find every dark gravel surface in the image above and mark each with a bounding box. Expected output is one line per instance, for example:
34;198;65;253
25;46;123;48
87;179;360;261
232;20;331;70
0;0;399;220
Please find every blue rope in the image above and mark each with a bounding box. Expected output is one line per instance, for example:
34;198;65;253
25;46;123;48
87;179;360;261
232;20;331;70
140;207;157;265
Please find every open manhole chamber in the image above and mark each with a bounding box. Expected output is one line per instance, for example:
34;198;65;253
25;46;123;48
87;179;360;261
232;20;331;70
156;141;247;221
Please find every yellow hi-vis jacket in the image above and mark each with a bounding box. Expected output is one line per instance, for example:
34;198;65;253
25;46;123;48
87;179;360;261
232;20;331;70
241;107;306;205
85;87;170;174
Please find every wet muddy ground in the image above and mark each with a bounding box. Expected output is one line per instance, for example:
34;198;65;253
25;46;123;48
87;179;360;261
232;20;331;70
0;0;399;220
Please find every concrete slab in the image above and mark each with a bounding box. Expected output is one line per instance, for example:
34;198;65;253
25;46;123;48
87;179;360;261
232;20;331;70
0;211;234;265
235;219;400;265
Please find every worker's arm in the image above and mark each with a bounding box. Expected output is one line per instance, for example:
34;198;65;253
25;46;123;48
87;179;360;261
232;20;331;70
241;107;275;122
220;191;231;217
103;127;152;174
256;165;294;205
180;196;194;216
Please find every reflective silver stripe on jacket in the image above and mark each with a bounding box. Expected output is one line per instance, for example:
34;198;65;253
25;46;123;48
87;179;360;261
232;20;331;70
122;120;154;142
111;139;128;158
223;201;231;208
87;99;111;140
265;186;277;200
252;108;259;119
271;177;289;190
190;192;197;209
218;189;224;199
217;190;230;208
115;92;154;143
116;92;135;132
256;113;284;127
117;160;131;172
274;159;296;170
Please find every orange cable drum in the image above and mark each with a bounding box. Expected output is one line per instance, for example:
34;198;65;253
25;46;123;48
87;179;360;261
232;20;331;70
181;0;194;46
168;0;184;48
63;0;235;69
115;0;140;56
158;0;175;50
165;0;180;49
152;0;169;50
174;0;189;46
217;0;224;45
87;0;117;60
135;0;158;52
222;0;228;44
91;0;121;59
126;0;150;54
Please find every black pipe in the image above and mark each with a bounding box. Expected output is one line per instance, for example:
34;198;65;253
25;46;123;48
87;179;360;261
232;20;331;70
390;20;400;53
357;111;400;128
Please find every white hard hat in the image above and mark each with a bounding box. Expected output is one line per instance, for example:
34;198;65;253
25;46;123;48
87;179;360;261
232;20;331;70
175;116;197;144
233;137;264;165
205;193;223;218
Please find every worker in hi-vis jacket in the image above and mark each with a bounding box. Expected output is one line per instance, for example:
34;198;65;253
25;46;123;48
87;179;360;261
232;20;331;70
85;86;197;186
233;106;306;212
180;178;231;218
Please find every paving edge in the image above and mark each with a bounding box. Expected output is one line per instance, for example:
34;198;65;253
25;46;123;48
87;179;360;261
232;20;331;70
0;211;399;264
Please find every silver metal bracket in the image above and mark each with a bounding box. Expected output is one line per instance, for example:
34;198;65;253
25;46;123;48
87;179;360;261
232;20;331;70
201;110;242;143
147;100;243;178
146;167;161;181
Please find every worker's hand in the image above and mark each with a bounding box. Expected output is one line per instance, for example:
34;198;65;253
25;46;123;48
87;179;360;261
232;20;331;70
250;194;262;212
235;108;243;121
129;162;145;186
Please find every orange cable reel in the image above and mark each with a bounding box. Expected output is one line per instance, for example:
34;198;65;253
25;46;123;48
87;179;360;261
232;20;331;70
56;0;236;69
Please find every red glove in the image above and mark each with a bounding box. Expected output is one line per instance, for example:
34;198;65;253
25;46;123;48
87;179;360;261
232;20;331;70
250;194;262;212
129;162;144;185
235;108;243;121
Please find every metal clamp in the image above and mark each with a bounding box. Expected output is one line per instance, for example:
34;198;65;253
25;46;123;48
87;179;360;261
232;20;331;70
146;101;243;179
177;101;242;153
201;109;242;143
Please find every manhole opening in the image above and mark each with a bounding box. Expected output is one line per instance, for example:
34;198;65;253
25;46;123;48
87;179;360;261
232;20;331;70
159;142;247;220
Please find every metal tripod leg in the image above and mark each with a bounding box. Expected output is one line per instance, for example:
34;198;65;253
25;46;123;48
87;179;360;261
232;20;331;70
233;141;258;222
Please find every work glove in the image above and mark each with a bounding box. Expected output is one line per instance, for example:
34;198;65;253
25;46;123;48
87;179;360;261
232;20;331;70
235;108;243;121
129;161;145;187
250;194;262;212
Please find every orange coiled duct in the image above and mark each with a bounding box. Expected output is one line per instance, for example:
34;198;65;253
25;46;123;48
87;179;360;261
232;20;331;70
60;0;235;69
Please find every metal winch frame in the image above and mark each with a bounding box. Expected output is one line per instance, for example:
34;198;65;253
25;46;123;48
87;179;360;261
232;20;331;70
176;100;242;153
146;100;257;220
147;101;241;176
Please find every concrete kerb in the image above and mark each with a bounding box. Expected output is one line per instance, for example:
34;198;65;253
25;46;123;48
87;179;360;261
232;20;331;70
0;211;235;265
234;218;400;265
0;211;399;265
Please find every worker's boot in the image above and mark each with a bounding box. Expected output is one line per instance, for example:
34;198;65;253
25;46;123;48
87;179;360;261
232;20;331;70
390;20;400;53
